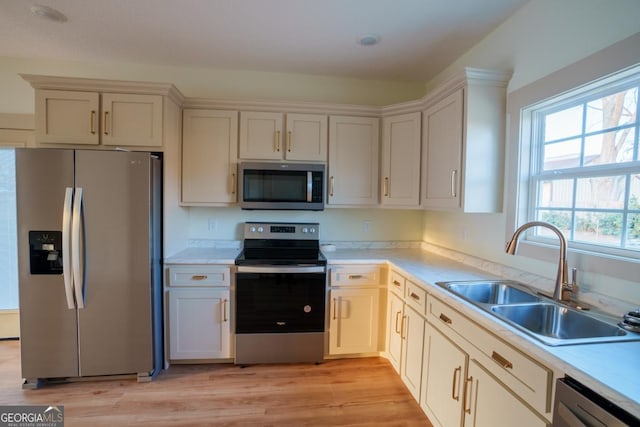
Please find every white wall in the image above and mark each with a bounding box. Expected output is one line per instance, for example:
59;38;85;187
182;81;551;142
422;0;640;306
187;207;423;243
0;56;426;114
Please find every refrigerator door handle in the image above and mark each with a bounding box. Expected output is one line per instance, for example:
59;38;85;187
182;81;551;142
72;187;85;309
62;187;76;309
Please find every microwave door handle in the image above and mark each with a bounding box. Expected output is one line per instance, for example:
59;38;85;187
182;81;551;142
307;171;312;202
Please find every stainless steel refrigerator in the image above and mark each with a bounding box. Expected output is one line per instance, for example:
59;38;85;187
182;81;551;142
16;148;163;388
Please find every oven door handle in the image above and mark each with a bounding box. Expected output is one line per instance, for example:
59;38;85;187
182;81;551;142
237;265;326;274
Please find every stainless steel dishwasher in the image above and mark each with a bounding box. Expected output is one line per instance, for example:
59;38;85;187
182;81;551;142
553;377;639;426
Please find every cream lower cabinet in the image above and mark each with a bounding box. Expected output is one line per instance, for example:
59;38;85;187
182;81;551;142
328;264;383;355
169;288;231;360
386;290;404;372
329;287;379;355
167;265;232;361
400;304;425;402
422;296;551;427
465;360;548;427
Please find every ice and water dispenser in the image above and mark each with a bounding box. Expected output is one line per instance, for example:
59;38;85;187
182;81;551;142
29;231;63;275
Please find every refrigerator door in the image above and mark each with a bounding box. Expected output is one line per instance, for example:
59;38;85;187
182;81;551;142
16;148;79;379
74;150;154;376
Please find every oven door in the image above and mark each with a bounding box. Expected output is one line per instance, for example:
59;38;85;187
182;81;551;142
235;266;326;334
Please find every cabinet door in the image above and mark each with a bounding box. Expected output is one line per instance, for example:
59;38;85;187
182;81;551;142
401;305;425;402
285;113;327;161
422;89;463;209
181;109;238;205
328;116;380;206
385;291;404;373
35;89;100;145
101;93;163;147
381;112;421;207
421;325;466;427
329;288;379;355
464;360;549;427
239;111;283;160
169;288;231;360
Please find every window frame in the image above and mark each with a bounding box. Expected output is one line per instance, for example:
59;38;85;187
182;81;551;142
505;34;640;282
526;74;640;257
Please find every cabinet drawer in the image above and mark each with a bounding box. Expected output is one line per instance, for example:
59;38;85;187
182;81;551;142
389;270;406;296
428;296;552;415
405;280;427;315
330;265;381;286
168;266;231;287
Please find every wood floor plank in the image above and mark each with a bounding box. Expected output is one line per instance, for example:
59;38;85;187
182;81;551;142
0;340;432;426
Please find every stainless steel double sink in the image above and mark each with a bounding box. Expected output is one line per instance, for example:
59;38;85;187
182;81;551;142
436;280;640;346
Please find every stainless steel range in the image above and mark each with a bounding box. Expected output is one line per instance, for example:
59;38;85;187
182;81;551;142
234;222;327;364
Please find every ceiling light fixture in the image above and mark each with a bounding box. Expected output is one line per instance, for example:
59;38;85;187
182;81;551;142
30;4;68;23
358;34;380;47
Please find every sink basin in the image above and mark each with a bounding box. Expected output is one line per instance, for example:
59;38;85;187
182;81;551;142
491;303;635;346
436;280;640;345
441;280;542;305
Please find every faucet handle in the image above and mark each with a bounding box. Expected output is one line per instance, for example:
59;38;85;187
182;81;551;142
570;268;579;292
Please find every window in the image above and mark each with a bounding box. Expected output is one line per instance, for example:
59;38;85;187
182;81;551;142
525;68;640;258
0;148;19;310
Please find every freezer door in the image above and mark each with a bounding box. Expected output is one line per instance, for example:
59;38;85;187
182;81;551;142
74;150;154;376
16;148;79;379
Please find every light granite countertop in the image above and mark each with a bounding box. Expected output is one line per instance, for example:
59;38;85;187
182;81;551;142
164;245;640;419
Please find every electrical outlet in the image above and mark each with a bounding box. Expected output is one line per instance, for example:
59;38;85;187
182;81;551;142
363;221;371;233
208;218;217;232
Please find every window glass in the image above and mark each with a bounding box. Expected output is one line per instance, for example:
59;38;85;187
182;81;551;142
528;74;640;255
0;148;18;310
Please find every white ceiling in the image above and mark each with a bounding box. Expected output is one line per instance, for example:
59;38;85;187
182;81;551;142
0;0;529;82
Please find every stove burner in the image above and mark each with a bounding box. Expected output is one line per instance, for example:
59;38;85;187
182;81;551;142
235;222;325;266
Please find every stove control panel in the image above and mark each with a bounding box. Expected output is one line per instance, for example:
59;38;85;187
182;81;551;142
243;222;319;240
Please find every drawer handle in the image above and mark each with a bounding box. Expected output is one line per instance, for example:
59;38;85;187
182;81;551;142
451;366;461;401
439;313;452;324
103;111;109;135
393;280;401;287
332;298;338;320
90;110;97;134
191;275;208;281
491;351;513;369
400;315;407;339
222;299;228;322
348;274;363;280
409;292;420;301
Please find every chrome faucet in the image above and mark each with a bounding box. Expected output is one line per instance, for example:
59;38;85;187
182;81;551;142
505;221;577;302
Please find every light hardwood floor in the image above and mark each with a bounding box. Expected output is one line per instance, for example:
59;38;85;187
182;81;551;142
0;340;432;426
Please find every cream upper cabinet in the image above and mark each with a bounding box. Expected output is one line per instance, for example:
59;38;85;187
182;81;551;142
421;69;510;212
181;109;238;206
421;90;463;210
381;112;421;207
35;89;163;147
328;115;380;206
239;112;327;161
36;90;100;145
101;93;163;147
284;113;327;161
239;111;283;160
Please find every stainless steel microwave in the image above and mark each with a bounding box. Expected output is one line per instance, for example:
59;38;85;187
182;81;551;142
238;162;325;210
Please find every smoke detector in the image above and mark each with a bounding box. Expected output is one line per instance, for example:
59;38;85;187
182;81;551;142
30;4;68;23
